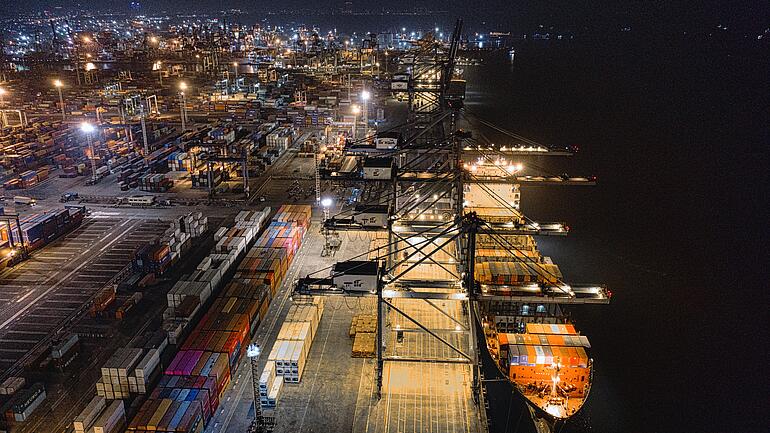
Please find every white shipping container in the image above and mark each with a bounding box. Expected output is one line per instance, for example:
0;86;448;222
73;395;106;432
0;376;25;395
92;400;125;433
197;256;213;271
267;376;283;406
134;349;160;378
259;361;276;395
117;348;143;377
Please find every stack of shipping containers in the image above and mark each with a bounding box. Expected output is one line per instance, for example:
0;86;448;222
124;205;311;433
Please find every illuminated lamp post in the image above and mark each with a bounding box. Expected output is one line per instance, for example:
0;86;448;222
351;105;360;140
178;82;188;131
80;122;97;183
53;80;66;119
321;197;333;222
361;89;370;139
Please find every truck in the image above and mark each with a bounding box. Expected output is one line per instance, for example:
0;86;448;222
60;192;79;202
13;196;36;206
127;196;155;206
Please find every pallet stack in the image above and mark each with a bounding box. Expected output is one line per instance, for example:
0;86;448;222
350;314;377;358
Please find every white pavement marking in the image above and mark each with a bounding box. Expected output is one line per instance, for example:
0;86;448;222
0;220;138;330
14;291;33;304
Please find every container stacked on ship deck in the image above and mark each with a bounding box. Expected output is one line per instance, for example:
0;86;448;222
474;234;563;289
497;323;591;398
125;205;312;433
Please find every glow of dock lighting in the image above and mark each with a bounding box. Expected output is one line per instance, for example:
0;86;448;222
80;122;95;134
82;36;91;43
179;81;188;91
150;36;158;43
361;90;370;101
516;163;524;171
321;197;333;208
433;194;438;200
455;324;462;331
53;79;62;88
246;344;261;358
85;62;96;71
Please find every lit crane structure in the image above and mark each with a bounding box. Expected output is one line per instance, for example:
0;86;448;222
293;18;611;432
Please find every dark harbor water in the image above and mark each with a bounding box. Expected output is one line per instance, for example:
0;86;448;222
463;34;769;433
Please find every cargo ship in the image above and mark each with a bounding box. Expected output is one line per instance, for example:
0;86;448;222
474;232;593;428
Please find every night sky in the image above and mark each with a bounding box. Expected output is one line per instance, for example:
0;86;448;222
1;0;767;33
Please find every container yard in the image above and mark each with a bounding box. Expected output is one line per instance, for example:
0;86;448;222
122;205;311;433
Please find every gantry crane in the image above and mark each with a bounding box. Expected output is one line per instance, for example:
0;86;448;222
292;19;610;433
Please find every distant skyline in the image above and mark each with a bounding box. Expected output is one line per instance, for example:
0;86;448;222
1;0;767;33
